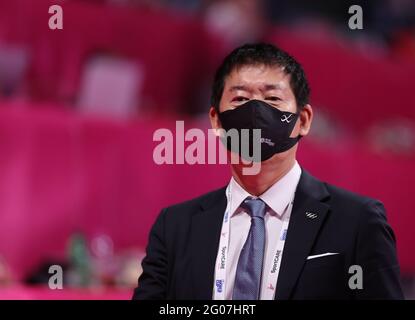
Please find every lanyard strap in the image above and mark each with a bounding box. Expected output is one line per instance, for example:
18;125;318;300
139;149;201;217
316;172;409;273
213;184;232;300
213;183;294;300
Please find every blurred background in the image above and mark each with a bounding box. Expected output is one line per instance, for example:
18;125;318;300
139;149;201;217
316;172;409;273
0;0;414;299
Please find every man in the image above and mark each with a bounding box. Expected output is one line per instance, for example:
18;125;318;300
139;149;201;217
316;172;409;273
133;43;404;300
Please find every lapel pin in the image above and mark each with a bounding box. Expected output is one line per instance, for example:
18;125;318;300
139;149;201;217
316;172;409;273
305;211;318;219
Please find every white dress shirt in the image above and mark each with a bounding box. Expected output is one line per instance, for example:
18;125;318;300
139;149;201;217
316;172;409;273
213;161;302;300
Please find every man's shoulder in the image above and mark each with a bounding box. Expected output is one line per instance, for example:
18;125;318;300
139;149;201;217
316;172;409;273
321;179;386;221
162;185;227;217
302;169;385;219
325;182;380;207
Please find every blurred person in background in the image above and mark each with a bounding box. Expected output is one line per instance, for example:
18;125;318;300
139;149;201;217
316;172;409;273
203;0;267;46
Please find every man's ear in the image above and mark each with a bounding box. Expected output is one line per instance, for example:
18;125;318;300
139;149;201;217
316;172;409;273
209;106;222;136
298;104;313;136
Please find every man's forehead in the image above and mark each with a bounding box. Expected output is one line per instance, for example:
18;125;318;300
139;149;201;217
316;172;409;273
231;63;286;76
228;83;284;92
225;65;290;90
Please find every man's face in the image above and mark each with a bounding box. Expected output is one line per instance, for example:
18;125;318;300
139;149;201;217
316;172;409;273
209;63;313;168
218;64;298;114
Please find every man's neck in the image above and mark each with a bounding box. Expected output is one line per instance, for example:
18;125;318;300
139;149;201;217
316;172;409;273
231;157;296;197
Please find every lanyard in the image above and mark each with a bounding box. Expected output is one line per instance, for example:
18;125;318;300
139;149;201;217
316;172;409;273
213;183;294;300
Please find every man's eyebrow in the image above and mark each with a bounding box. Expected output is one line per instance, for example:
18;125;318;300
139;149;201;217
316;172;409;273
228;84;283;92
229;84;282;91
262;84;283;91
229;85;250;92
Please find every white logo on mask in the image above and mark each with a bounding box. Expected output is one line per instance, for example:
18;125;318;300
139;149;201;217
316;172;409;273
280;114;294;123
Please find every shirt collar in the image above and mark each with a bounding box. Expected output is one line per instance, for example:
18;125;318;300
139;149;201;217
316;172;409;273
228;161;302;218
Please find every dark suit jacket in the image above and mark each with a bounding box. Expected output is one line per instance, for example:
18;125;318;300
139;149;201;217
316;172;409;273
133;169;404;300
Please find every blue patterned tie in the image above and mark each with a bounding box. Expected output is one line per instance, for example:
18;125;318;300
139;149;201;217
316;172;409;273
232;197;266;300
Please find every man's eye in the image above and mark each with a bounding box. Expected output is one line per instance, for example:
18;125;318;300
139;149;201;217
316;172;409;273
232;96;248;102
265;96;281;101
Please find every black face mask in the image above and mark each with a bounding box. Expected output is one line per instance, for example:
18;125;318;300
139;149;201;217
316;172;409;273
217;99;302;162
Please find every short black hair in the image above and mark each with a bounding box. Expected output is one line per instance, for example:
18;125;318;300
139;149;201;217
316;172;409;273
211;43;310;111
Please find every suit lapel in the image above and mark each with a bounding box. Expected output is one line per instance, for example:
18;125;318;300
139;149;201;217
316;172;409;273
275;170;330;300
190;187;227;299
